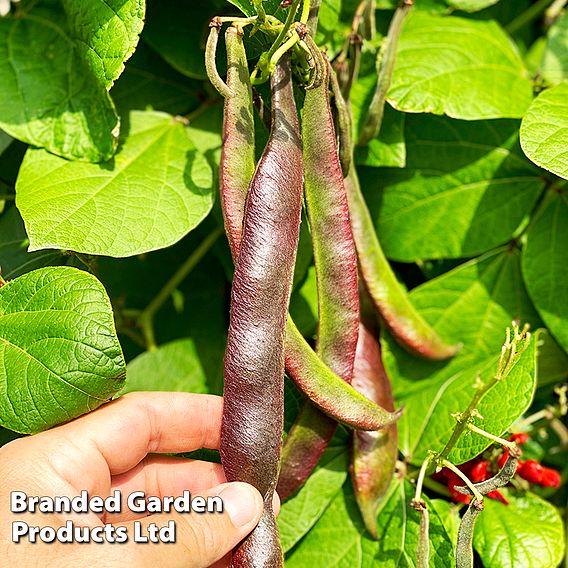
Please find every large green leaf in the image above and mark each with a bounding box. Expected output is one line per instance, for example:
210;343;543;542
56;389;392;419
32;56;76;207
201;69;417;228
541;12;568;86
285;483;366;568
0;266;125;434
122;338;211;395
0;13;118;162
388;12;533;119
287;479;454;567
0;130;12;156
0;206;67;280
361;115;544;261
474;490;565;568
16;110;214;257
373;480;454;567
522;191;568;354
520;83;568;180
447;0;499;11
278;445;349;552
110;44;203;116
143;0;219;80
355;106;406;169
61;0;145;89
382;249;540;465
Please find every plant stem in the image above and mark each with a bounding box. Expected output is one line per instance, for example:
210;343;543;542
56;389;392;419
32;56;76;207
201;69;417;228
358;0;412;145
467;423;517;450
138;226;223;351
413;455;433;503
441;460;484;503
308;0;322;35
545;0;568;26
300;0;311;24
437;323;531;462
506;0;555;35
266;0;301;63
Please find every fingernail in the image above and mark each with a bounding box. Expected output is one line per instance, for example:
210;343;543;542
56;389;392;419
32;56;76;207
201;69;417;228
217;482;262;528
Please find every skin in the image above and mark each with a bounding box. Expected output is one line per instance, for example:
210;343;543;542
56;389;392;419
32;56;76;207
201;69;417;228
278;56;360;500
0;392;279;568
221;53;303;568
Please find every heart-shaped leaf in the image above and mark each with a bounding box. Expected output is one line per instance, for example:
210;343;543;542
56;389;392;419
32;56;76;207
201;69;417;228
382;249;540;465
16;111;214;257
520;83;568;180
522;191;568;354
0;266;125;434
61;0;145;89
389;12;533;119
474;490;565;568
361;115;544;261
0;13;118;162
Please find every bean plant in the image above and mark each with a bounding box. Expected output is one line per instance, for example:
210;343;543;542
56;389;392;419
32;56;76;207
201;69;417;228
0;0;567;566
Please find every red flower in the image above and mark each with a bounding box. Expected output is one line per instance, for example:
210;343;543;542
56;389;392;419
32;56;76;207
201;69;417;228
509;432;529;445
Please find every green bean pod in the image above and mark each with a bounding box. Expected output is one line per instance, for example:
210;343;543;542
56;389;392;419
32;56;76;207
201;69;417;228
350;322;398;538
220;25;256;256
344;162;460;360
277;55;360;499
215;26;399;431
221;53;303;568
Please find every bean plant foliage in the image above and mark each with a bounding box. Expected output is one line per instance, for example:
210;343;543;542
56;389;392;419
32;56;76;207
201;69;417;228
0;0;567;566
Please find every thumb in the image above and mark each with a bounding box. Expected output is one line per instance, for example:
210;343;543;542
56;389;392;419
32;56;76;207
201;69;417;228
129;482;264;568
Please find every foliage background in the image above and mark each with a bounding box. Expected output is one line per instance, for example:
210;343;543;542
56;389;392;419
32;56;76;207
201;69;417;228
0;0;567;566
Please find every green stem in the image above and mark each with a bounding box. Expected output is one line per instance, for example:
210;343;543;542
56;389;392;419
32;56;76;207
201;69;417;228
300;0;311;24
441;460;484;503
266;0;301;64
358;0;412;145
308;0;322;35
506;0;555;34
413;455;433;503
437;323;531;462
545;0;568;25
138;226;223;351
467;423;517;450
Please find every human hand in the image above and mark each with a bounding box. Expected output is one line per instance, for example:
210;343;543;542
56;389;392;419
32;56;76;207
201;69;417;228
0;392;269;567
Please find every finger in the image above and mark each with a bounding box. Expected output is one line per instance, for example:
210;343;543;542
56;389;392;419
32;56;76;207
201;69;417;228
108;456;226;522
45;392;223;475
123;482;263;568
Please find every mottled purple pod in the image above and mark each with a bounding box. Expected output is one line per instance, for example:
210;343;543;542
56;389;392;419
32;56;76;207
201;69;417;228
350;322;398;538
278;54;360;500
221;53;303;568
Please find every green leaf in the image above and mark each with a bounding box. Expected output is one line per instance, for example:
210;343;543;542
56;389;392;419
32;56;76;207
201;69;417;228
541;12;568;86
522;191;568;354
110;44;203;116
447;0;499;11
389;12;533;119
0;206;67;280
520;83;568;180
382;249;540;465
16;110;214;257
122;338;212;395
537;330;568;386
0;130;12;156
355;106;406;169
278;445;349;552
60;0;145;89
0;266;125;434
474;490;565;568
285;483;365;568
0;14;118;162
143;0;220;80
373;480;454;566
361;115;544;261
